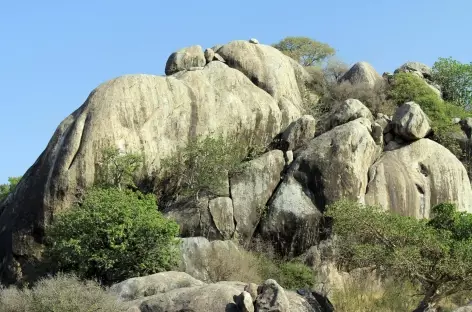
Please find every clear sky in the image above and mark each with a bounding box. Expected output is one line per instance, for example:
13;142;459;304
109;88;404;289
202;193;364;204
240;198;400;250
0;0;471;183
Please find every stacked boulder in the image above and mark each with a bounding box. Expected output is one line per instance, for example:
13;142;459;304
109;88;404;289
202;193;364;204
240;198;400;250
110;272;334;312
393;62;442;98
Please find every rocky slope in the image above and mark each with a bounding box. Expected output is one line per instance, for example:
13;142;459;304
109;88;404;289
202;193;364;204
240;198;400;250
1;39;471;283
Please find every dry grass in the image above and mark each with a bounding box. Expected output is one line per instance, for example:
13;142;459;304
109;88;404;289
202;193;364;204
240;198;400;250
0;273;127;312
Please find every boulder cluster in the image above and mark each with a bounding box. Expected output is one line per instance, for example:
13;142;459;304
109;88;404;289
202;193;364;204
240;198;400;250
0;38;471;284
110;271;333;312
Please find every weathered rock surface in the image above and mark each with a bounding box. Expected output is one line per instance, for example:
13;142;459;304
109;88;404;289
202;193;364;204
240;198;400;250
208;197;235;239
110;271;205;301
217;40;308;126
165;45;206;75
255;279;290;312
0;58;289;282
278;115;316;151
392;101;431;140
338;61;382;87
230;150;285;241
137;283;242;312
366;139;472;217
179;237;240;282
325;98;373;131
289;118;382;210
236;291;255;312
204;48;215;63
454;306;472;312
260;175;323;256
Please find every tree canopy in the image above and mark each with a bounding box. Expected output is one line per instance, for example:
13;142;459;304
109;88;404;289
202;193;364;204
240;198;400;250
432;57;472;109
0;176;22;202
326;200;472;312
272;36;335;67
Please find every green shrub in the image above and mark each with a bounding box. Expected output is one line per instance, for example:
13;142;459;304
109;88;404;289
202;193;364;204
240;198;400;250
158;134;266;201
0;176;22;202
96;146;144;190
0;273;127;312
432;57;472;108
326;199;472;311
274;261;316;290
44;187;180;284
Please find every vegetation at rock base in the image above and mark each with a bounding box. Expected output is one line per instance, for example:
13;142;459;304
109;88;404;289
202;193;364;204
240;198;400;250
273;36;335;67
0;176;22;202
195;239;316;290
326;200;472;311
0;273;127;312
432;57;472;109
44;187;180;284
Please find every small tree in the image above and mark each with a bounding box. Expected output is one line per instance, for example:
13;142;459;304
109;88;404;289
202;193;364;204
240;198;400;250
0;176;22;202
273;36;335;67
96;146;143;190
326;200;472;312
159;134;254;201
44;187;180;284
432;57;472;109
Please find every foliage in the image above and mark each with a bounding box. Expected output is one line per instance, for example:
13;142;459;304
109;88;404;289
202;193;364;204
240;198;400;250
96;146;144;190
273;36;335;66
326;200;472;311
0;273;127;312
323;57;349;83
332;278;420;312
0;176;22;202
432;57;472;109
194;239;315;290
159;134;262;201
44;187;180;284
388;72;471;156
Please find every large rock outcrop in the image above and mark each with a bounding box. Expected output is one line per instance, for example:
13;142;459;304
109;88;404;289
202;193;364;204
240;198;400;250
0;40;311;282
338;61;382;87
365;139;472;218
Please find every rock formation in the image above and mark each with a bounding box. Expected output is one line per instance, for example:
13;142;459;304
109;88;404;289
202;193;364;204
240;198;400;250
1;39;471;283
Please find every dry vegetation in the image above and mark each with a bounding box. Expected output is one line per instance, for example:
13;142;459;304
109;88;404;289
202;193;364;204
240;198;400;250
0;274;127;312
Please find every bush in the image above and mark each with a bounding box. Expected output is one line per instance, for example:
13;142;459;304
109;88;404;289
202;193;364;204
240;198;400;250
0;176;22;202
44;187;180;284
0;273;127;312
195;240;316;290
326;199;472;311
158;134;266;202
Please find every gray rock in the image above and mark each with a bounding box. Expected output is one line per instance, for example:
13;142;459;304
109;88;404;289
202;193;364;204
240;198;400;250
1;58;285;282
218;40;310;127
326;98;373;131
255;279;290;312
204;48;215;63
230;150;285;241
244;283;259;300
372;122;383;145
366;139;472;217
214;53;225;63
452;117;462;124
338;61;382;88
374;114;392;134
249;38;259;44
460;117;472;138
454;306;472;312
236;291;255;312
138;283;241;312
208;197;235;239
285;150;294;166
392;101;431;140
289;118;382;210
260;175;323;256
180;237;240;282
394;62;433;80
110;271;205;301
279;115;316;151
165;45;206;75
164;197;220;239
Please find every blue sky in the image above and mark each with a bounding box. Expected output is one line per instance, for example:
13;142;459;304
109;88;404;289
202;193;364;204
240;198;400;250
0;0;471;183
